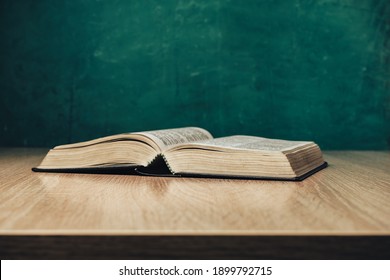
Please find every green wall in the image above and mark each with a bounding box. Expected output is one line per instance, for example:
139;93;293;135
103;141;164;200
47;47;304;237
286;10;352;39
1;0;389;149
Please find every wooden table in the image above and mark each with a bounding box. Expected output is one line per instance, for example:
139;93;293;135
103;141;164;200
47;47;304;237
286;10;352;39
1;148;389;259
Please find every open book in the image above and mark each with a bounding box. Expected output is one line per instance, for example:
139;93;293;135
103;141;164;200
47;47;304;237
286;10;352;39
33;127;327;180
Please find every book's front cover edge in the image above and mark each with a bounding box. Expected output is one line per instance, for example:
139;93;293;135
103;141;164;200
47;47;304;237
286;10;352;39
32;164;140;175
175;161;328;181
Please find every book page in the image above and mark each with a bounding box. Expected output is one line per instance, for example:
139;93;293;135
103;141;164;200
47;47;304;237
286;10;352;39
136;127;213;150
184;135;311;152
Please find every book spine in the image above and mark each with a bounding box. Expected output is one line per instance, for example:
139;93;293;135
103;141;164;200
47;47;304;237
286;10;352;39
161;154;175;175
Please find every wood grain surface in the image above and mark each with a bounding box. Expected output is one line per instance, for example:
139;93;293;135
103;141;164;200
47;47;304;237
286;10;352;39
1;148;389;235
1;149;389;259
